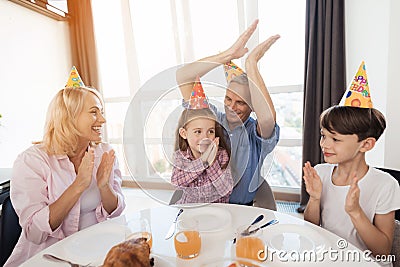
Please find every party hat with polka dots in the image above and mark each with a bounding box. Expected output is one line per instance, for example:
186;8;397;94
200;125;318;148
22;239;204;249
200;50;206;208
188;76;209;109
65;66;85;88
340;61;373;108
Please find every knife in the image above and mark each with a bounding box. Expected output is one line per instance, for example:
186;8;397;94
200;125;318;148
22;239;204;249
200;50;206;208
164;208;184;240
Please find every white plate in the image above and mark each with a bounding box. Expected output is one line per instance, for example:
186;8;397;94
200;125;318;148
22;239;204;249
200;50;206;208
179;206;232;232
152;254;175;267
61;223;126;265
263;224;328;255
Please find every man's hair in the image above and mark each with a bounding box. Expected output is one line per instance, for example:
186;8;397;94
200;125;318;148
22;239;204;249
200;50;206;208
229;73;249;86
174;108;230;157
41;86;104;156
320;105;386;141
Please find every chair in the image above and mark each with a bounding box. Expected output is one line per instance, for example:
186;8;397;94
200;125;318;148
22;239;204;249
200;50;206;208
169;189;183;205
0;196;22;266
375;167;400;221
392;220;400;267
253;179;277;211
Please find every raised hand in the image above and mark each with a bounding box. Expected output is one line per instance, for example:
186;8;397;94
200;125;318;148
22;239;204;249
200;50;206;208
246;34;280;64
96;149;116;189
223;19;259;60
303;162;322;200
75;147;95;191
345;173;361;215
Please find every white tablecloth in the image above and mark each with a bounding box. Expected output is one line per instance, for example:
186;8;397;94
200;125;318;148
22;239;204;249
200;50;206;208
21;203;381;267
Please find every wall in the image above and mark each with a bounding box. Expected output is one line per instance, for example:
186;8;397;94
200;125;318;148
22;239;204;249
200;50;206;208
345;0;399;169
0;0;71;177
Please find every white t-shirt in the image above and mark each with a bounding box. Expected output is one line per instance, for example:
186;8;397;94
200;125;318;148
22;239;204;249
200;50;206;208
316;164;400;252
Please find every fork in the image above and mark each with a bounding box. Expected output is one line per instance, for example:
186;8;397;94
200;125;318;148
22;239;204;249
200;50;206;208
43;253;94;267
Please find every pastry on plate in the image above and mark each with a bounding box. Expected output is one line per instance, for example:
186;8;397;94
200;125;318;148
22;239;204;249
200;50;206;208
103;238;154;267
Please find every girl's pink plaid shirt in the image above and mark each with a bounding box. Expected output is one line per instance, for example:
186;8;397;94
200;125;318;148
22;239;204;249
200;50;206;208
171;148;233;204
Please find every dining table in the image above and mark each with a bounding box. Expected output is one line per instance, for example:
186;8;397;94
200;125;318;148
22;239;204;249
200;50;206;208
20;203;381;267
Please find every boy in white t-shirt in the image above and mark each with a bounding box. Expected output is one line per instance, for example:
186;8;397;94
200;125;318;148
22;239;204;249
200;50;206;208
303;104;400;261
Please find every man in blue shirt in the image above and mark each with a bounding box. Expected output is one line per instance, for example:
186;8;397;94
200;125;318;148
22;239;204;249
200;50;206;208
176;20;280;205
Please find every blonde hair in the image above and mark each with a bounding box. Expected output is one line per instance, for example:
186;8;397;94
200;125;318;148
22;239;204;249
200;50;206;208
174;108;231;162
40;87;104;156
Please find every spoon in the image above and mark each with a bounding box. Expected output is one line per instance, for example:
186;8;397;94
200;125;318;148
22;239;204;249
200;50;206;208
43;253;92;267
242;214;264;235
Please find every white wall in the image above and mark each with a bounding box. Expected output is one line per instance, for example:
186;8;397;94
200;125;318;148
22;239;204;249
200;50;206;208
0;0;71;172
345;0;400;169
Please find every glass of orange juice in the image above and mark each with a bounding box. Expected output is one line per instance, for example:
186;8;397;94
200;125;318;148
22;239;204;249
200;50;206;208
235;225;266;263
174;218;201;259
125;218;153;249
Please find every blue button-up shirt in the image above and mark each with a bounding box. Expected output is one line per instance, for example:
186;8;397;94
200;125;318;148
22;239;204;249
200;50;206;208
210;104;280;204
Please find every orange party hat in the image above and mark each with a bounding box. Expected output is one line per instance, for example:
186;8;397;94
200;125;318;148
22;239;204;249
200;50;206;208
340;61;373;108
65;66;85;88
188;76;209;109
224;61;245;84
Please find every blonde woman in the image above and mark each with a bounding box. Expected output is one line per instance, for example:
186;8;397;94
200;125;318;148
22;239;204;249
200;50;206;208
5;87;125;267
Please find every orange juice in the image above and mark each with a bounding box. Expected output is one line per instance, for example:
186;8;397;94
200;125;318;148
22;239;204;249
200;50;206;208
236;236;265;262
174;230;201;259
126;231;153;249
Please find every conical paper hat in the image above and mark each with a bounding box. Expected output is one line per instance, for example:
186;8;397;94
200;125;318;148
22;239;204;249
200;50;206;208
340;61;373;108
65;66;85;88
224;61;245;84
188;76;209;109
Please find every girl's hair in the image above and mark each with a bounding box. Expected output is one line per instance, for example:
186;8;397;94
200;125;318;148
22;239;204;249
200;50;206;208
174;108;231;158
320;105;386;141
40;86;104;156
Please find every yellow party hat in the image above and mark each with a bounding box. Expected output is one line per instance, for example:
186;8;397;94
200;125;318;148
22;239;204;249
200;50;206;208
65;66;85;88
224;61;245;84
340;61;373;108
188;76;209;109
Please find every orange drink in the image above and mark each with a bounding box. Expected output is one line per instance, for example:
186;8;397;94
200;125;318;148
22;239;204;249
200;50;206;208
236;236;265;261
125;218;152;249
174;218;201;259
174;230;201;259
235;225;265;262
126;231;153;249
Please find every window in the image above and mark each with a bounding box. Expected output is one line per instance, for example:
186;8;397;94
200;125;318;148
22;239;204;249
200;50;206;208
9;0;68;20
92;0;305;190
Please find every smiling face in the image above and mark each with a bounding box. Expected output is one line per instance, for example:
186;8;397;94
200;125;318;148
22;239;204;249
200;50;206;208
320;128;366;164
179;117;216;159
76;92;106;143
224;82;252;125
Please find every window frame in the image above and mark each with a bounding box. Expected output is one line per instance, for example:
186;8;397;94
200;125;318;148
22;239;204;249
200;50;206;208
93;0;304;199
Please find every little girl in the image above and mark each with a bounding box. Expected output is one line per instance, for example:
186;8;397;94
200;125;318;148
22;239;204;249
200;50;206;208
171;107;233;204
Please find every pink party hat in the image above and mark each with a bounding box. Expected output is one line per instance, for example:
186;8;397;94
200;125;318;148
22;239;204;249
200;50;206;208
224;61;245;84
65;66;85;88
188;76;209;109
340;61;373;108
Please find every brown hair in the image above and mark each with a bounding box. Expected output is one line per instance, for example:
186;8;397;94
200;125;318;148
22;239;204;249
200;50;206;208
40;86;104;156
320;105;386;141
174;108;231;161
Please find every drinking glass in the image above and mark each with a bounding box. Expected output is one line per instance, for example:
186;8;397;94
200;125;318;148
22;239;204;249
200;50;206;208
125;218;153;249
235;225;266;263
174;218;201;259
